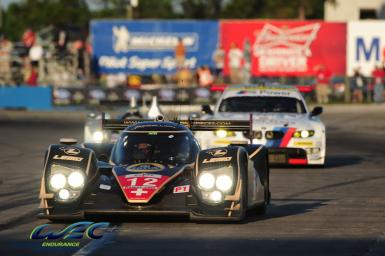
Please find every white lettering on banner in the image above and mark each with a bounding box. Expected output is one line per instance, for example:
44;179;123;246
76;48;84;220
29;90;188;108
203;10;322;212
347;22;385;76
98;56;198;71
99;56;128;69
253;23;320;73
129;56;161;70
112;26;198;52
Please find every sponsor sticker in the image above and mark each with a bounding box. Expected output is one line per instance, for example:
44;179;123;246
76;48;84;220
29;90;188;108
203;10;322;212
213;139;231;145
203;157;232;164
99;184;111;190
126;163;165;172
60;147;80;155
293;141;315;147
207;149;228;157
53;155;83;162
173;185;190;194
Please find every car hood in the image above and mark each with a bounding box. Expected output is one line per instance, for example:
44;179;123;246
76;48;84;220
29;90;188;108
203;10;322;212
112;163;188;203
211;112;314;129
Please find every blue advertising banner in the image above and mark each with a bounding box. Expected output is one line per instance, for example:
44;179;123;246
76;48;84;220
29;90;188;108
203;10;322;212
91;20;219;75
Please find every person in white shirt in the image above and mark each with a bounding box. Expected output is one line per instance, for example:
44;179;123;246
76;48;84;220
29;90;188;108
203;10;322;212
228;43;243;84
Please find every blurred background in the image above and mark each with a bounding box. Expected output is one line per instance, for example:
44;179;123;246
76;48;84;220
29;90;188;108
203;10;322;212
0;0;385;110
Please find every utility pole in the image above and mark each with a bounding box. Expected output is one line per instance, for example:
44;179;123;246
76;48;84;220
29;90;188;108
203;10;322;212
0;0;3;32
125;0;138;20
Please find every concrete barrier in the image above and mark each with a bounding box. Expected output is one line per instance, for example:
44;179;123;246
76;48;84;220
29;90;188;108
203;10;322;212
0;86;52;110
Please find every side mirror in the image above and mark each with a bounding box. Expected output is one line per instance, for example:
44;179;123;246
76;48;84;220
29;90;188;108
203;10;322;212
310;106;323;117
201;105;213;115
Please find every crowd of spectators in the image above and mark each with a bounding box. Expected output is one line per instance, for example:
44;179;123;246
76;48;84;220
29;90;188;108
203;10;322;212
0;29;91;87
1;30;385;104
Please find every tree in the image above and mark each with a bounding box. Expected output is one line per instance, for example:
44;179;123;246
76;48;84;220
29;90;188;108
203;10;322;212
3;0;90;41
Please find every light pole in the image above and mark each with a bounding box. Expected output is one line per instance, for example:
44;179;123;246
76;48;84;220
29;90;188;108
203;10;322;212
125;0;138;20
0;0;3;31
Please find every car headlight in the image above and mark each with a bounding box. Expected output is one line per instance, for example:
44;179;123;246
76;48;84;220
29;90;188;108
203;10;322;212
214;130;235;138
293;130;315;138
67;171;85;189
50;173;67;190
209;190;223;203
215;129;228;138
93;131;104;143
49;165;85;201
265;131;274;139
301;130;309;138
216;174;233;192
198;172;215;190
58;189;71;200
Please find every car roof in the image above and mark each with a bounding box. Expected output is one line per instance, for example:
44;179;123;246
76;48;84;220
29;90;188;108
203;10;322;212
124;121;190;132
222;84;303;100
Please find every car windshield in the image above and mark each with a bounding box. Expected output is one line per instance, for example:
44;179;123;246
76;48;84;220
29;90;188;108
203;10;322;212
218;96;306;114
111;131;196;165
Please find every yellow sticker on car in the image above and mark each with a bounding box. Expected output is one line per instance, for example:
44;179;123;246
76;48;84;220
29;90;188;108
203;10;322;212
293;141;315;147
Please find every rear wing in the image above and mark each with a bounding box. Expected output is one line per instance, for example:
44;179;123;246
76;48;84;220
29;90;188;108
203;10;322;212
102;113;253;137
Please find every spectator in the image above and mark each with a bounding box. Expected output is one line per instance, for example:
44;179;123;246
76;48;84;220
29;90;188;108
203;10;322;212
176;67;193;88
174;38;185;70
0;34;13;85
351;67;365;103
242;38;251;83
228;42;243;84
56;30;68;60
314;65;331;104
197;66;214;87
212;44;225;82
25;64;38;86
372;65;385;103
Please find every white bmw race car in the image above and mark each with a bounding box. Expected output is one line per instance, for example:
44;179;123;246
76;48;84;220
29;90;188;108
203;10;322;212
195;85;326;166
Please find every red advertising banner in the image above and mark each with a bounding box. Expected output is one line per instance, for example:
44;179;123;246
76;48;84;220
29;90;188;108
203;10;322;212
220;20;346;77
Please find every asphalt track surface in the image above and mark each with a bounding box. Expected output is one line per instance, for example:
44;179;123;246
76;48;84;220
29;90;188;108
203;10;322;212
0;105;385;256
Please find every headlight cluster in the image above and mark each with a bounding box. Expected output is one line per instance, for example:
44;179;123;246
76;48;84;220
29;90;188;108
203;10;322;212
49;165;85;202
214;130;235;138
197;167;234;204
293;130;315;138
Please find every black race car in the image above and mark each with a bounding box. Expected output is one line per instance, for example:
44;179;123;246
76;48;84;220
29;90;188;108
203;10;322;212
39;116;270;221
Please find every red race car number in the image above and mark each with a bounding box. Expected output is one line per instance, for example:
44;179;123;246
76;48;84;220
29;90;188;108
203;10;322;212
116;173;170;203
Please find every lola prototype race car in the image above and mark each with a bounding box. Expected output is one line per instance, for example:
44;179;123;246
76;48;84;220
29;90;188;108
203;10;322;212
38;116;270;221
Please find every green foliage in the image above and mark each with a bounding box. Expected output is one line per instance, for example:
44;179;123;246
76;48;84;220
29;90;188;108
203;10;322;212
1;0;330;41
3;0;90;41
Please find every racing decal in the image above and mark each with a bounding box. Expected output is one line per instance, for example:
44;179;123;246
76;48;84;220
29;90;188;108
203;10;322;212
53;155;83;162
213;139;231;145
207;149;228;157
99;184;111;190
265;127;296;148
279;128;296;148
173;185;190;194
126;163;165;172
113;167;183;203
203;156;232;163
293;141;314;147
60;147;81;155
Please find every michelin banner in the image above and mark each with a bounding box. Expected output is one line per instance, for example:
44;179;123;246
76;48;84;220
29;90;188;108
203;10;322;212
91;20;218;74
220;20;346;76
347;21;385;76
